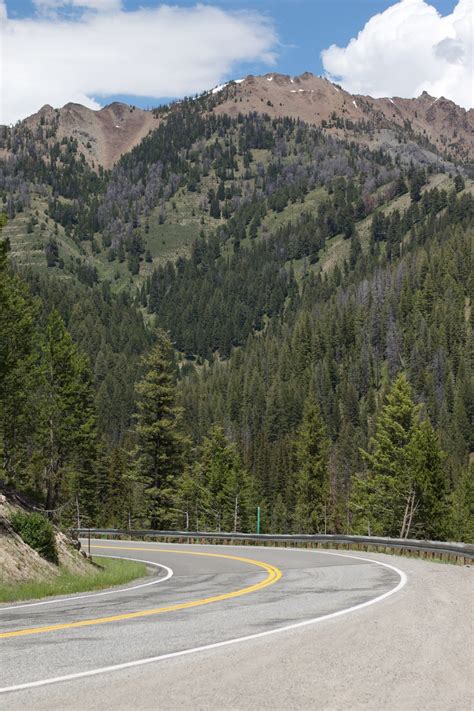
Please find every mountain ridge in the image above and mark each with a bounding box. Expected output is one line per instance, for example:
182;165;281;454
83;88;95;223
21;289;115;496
8;71;473;169
212;73;473;164
1;69;472;546
21;101;160;169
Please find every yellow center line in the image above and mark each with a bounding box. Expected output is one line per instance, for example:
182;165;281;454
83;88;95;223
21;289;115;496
0;545;282;639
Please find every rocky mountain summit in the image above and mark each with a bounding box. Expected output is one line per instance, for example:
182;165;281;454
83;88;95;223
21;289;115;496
22;101;159;169
12;72;472;169
212;73;473;163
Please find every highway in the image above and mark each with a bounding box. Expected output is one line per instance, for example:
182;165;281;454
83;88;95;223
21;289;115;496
0;540;471;710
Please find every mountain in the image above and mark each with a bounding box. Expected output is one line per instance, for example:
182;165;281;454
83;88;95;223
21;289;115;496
1;74;472;540
1;75;469;292
19;101;159;169
10;72;473;171
212;73;474;164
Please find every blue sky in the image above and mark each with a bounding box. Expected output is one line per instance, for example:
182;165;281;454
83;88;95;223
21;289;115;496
2;0;469;122
7;1;458;79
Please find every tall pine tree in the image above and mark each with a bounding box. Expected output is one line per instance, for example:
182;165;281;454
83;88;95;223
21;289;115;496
351;374;449;538
40;310;97;516
133;332;187;527
0;226;39;489
293;391;331;533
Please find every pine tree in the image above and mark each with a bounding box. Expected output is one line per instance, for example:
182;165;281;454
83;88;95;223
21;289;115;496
188;425;253;532
209;195;221;219
271;493;288;533
173;468;200;530
349;233;362;269
406;419;449;539
446;465;474;543
133;332;188;527
39;310;97;515
351;374;414;535
291;311;313;377
371;211;387;243
453;174;465;193
293;391;330;533
409;170;424;202
351;374;449;538
0;231;39;488
101;447;134;527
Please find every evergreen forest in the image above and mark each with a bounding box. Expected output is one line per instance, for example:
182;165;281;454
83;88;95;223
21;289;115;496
0;97;472;542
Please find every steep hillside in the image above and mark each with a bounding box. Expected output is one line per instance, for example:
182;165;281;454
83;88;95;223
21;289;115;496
212;73;474;163
1;87;463;295
5;73;471;174
1;73;469;294
1;77;472;542
17;101;159;169
0;492;92;585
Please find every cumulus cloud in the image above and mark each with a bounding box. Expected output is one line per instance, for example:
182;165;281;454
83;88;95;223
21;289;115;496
321;0;473;108
0;1;277;124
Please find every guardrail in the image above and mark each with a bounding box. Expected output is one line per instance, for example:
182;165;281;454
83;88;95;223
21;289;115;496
74;528;474;564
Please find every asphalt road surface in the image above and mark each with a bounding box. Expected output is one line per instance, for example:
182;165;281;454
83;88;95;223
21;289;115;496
0;540;471;710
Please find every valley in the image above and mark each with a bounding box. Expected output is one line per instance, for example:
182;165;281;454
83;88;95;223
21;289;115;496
0;73;472;542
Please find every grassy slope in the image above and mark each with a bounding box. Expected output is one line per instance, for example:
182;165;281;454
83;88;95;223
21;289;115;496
5;139;467;294
4;144;260;288
0;556;147;603
281;174;467;286
309;173;461;278
5;196;76;273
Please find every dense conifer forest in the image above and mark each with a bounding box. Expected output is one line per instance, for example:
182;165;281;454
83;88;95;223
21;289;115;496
0;99;472;541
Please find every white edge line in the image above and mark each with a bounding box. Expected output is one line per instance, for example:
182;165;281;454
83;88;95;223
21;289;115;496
0;556;173;612
0;549;407;694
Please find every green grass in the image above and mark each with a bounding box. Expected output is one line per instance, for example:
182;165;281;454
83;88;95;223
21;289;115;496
5;196;82;268
147;221;198;261
8;161;468;296
314;174;462;276
0;556;147;603
262;186;327;234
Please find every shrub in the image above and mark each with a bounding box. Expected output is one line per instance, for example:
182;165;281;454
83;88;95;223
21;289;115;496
11;512;58;564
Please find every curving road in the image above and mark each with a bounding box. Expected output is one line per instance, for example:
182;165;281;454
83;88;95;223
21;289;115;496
0;540;471;710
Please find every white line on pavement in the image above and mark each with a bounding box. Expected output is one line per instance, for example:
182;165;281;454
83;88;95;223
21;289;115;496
0;549;406;694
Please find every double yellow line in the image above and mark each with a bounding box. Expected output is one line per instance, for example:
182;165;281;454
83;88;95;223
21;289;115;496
0;545;282;639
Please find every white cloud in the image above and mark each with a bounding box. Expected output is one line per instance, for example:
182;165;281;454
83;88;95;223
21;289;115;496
321;0;473;109
0;2;277;124
32;0;123;14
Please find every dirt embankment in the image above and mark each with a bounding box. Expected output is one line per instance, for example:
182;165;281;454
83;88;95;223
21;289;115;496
0;493;93;585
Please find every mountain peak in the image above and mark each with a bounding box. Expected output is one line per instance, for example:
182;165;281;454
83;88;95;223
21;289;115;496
210;72;472;162
14;71;474;166
22;100;159;168
38;103;55;113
